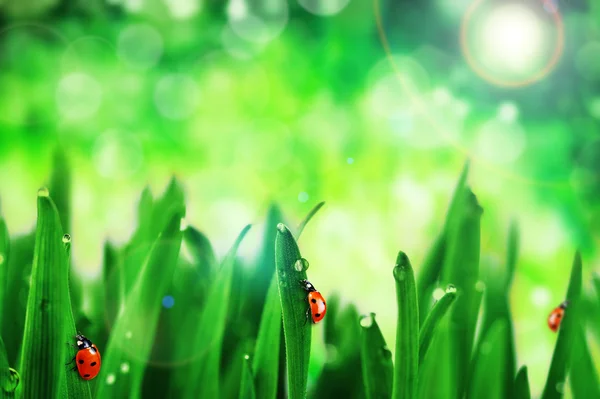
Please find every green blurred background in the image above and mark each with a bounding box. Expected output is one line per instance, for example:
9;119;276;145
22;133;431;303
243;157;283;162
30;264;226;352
0;0;599;396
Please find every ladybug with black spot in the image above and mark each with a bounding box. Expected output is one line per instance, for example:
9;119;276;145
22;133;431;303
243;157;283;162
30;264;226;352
67;334;101;380
299;279;327;324
548;300;569;332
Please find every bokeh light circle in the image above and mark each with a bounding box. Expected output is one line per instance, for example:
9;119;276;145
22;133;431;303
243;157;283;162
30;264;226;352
117;24;163;70
154;74;200;120
460;0;564;88
298;0;351;16
227;0;289;44
56;72;103;120
92;130;143;179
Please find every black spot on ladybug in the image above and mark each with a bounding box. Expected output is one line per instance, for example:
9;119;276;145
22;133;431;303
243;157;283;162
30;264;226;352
78;360;84;364
84;374;90;378
315;313;321;317
311;299;317;303
90;362;97;367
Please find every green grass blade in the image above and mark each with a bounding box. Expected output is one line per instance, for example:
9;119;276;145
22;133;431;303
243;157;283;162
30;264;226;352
95;211;184;398
183;226;217;280
252;275;282;399
514;366;531;399
0;335;18;397
275;223;311;399
361;313;393;399
417;320;454;399
182;224;252;399
569;318;600;398
468;321;507;399
102;242;121;329
296;201;325;238
418;289;456;366
541;252;583;399
19;192;91;398
240;356;257;399
416;235;445;326
0;216;9;329
392;251;419;399
505;221;519;288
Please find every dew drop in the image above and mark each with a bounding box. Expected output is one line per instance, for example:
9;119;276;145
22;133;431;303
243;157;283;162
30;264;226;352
432;288;445;300
395;270;406;281
276;223;286;233
120;362;130;373
360;313;375;328
555;381;565;394
1;368;20;393
62;234;71;244
106;373;116;385
294;258;309;272
37;187;49;197
446;284;457;294
244;354;250;360
475;281;486;292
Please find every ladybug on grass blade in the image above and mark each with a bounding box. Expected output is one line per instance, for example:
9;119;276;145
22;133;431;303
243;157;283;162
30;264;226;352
548;301;569;332
299;279;327;324
67;334;101;380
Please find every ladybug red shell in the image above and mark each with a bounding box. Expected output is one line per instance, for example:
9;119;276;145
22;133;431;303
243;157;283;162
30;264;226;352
70;334;101;380
548;301;568;333
300;279;327;323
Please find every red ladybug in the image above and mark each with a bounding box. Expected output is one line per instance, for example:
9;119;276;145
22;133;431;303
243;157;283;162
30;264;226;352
299;279;327;324
548;301;568;332
67;334;101;380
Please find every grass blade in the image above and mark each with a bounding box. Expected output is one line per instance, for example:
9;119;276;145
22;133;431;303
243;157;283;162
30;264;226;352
392;252;419;399
252;275;282;399
468;321;507;399
95;211;184;398
0;335;18;397
361;313;393;399
514;366;531;399
416;235;445;326
569;318;600;398
183;226;217;281
296;201;325;239
182;224;252;399
240;356;256;399
275;223;311;399
0;216;9;329
541;252;583;399
418;289;456;366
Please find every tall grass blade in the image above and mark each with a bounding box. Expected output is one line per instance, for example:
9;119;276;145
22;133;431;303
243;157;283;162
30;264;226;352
0;335;18;397
183;226;217;281
0;216;9;329
514;366;531;399
418;289;456;366
569;318;600;398
275;223;311;399
240;356;256;399
468;321;507;399
296;201;325;238
541;252;582;399
102;242;121;330
252;275;282;399
361;313;393;399
392;251;418;399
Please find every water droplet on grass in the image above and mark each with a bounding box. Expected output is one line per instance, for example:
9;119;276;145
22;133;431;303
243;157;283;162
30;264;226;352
475;281;486;292
1;368;20;393
62;234;71;244
360;313;374;328
120;363;130;373
395;270;406;281
294;258;309;272
276;223;286;233
555;382;565;393
446;284;457;293
244;354;250;360
37;187;49;197
106;373;116;385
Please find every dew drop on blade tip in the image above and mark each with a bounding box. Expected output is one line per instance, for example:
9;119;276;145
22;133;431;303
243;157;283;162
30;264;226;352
276;223;286;233
294;257;309;272
37;187;49;197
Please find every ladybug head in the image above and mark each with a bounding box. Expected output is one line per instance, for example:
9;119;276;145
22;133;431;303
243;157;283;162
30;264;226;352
75;334;92;349
299;279;317;292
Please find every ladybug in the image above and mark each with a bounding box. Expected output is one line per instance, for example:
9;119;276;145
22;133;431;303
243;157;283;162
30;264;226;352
67;334;101;380
548;301;569;332
299;279;326;324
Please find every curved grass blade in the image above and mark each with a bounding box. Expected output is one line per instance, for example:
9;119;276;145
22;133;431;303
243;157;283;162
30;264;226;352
19;192;91;398
361;313;393;399
0;335;18;397
275;223;311;399
541;252;582;399
514;366;531;399
296;201;325;239
182;224;252;399
417;320;454;399
569;319;600;398
468;321;507;399
505;221;519;288
95;211;184;398
0;216;9;329
392;252;418;399
240;355;256;399
252;275;282;399
416;235;445;326
418;289;456;366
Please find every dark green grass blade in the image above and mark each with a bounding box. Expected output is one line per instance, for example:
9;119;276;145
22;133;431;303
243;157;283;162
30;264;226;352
95;212;184;398
183;226;217;281
392;252;419;399
417;320;454;399
0;335;18;397
468;321;507;399
19;192;91;398
361;313;393;399
275;223;311;399
505;221;519;287
240;355;257;399
182;225;251;399
418;289;456;366
515;366;531;399
569;317;600;398
541;252;583;399
296;201;325;238
252;275;282;399
0;216;9;329
102;242;121;330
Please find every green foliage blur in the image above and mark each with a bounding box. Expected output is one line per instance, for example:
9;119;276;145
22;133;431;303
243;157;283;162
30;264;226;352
0;0;600;397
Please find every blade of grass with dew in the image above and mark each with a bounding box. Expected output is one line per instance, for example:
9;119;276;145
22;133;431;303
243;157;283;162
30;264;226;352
418;289;456;366
468;321;507;399
541;252;582;399
0;216;9;329
252;274;282;399
392;252;419;399
240;355;256;399
18;192;91;398
440;188;482;397
417;319;454;399
296;201;325;238
275;223;311;399
0;335;18;397
514;366;531;399
222;338;254;399
95;211;184;399
361;313;393;399
417;162;468;325
181;224;252;399
569;317;600;398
